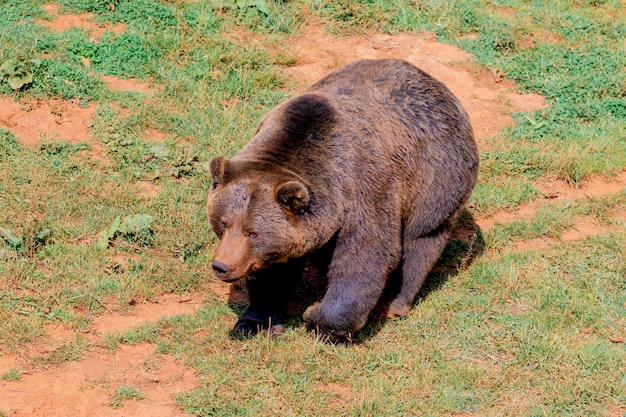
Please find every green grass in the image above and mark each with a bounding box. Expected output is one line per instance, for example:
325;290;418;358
110;384;144;408
1;369;21;382
1;0;625;416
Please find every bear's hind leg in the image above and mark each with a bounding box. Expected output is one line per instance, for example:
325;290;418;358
386;224;452;316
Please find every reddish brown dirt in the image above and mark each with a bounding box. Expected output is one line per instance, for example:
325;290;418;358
478;170;626;252
36;3;126;40
89;294;201;336
610;407;626;417
1;7;625;416
535;171;626;200
1;343;198;417
318;382;353;409
101;75;152;93
0;295;202;417
136;179;162;198
477;170;626;231
0;97;96;148
282;24;547;147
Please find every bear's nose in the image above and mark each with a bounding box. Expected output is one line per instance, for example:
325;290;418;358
212;260;230;275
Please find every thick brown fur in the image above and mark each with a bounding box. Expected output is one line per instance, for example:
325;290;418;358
206;59;479;338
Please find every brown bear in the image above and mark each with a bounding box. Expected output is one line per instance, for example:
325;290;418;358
206;58;479;339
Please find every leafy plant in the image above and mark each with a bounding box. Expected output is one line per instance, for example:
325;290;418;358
211;0;270;15
0;227;21;250
0;224;51;257
97;216;122;249
118;213;154;245
22;222;53;258
97;214;154;249
170;148;200;179
0;58;41;90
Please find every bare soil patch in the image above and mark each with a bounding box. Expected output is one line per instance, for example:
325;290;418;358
0;96;110;163
610;407;626;417
505;213;625;253
560;217;615;243
282;24;547;144
137;179;162;198
1;343;198;417
536;171;626;200
101;75;152;93
0;97;96;148
477;170;626;250
318;381;353;409
0;294;202;417
36;3;126;40
140;127;168;142
89;294;201;336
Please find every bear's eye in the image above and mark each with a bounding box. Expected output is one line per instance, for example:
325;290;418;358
220;220;227;229
247;231;258;238
211;181;219;191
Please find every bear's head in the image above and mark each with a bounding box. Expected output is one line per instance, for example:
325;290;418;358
206;92;338;282
206;157;312;282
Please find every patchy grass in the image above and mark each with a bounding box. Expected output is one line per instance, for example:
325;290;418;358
1;369;21;382
110;384;144;408
0;0;625;416
486;191;626;248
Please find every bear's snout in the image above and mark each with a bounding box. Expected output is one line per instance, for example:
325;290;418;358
211;258;241;282
212;260;230;275
211;229;253;282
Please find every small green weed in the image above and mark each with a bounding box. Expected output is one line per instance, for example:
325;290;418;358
110;385;144;408
1;368;21;382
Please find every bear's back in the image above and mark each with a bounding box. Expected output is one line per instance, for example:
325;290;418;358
307;59;473;151
308;59;477;222
237;59;478;234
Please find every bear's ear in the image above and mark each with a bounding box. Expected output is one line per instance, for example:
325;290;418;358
209;156;231;189
282;93;337;140
276;181;310;215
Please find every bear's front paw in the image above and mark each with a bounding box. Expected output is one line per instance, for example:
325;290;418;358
302;302;321;323
385;299;412;317
232;310;284;338
303;303;351;342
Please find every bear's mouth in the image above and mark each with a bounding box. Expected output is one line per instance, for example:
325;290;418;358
213;262;257;283
216;272;241;283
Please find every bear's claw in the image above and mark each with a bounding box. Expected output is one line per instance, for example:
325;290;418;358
232;310;284;337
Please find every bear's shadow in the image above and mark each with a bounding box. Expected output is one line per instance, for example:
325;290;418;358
225;209;485;343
